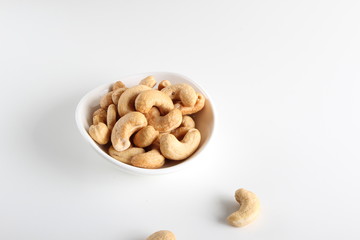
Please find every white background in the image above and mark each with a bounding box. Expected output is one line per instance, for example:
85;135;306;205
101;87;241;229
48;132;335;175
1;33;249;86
1;1;360;239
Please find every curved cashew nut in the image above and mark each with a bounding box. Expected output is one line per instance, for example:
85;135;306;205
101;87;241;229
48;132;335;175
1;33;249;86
158;80;171;90
139;75;157;88
181;115;195;128
92;108;107;125
161;83;198;107
135;90;174;114
118;85;151;116
174;92;205;115
146;107;182;132
106;104;117;130
112;80;126;90
227;188;260;227
108;146;145;165
111;112;148;151
133;125;159;148
131;149;165;169
160;128;201;160
111;87;127;105
147;230;176;240
89;122;110;145
100;91;114;109
170;126;192;140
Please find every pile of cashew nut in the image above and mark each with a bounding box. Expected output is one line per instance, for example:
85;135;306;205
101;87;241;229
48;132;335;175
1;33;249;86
88;76;205;169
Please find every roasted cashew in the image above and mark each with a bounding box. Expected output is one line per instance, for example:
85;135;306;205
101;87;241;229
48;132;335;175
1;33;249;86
174;92;205;115
111;112;148;151
100;91;114;109
106;104;117;130
108;146;145;164
111;87;127;105
139;75;156;88
227;188;260;227
133;125;159;148
181;115;195;128
161;83;197;107
89;122;110;145
118;85;151;116
135;90;174;114
170;127;192;140
112;80;126;90
160;128;201;160
147;230;176;240
146;107;182;132
92;108;107;125
131;149;165;169
157;80;171;90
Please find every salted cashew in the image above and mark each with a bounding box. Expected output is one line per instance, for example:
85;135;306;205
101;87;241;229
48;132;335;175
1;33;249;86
157;80;171;90
135;90;174;114
139;75;156;88
170;127;192;140
133;125;159;148
106;104;117;130
118;85;151;116
161;83;197;107
111;87;127;105
111;112;148;151
131;149;165;169
174;92;205;115
89;122;110;145
146;107;182;132
181;115;195;128
92;108;107;125
147;230;176;240
160;128;201;160
112;80;125;90
108;146;145;165
227;188;261;227
100;91;114;109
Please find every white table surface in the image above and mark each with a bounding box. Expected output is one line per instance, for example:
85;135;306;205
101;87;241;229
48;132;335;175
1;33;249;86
1;1;360;239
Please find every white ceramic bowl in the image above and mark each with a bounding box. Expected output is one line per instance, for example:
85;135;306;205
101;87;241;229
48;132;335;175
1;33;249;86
75;72;215;175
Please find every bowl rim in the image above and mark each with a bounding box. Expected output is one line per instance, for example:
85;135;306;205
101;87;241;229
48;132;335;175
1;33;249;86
75;71;216;175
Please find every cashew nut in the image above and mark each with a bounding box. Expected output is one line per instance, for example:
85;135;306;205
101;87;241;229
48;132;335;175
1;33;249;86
133;125;159;148
111;87;127;105
108;146;145;164
107;104;117;130
118;85;151;116
146;107;182;132
227;188;260;227
112;80;125;90
92;108;107;125
135;90;174;114
111;112;148;151
157;80;171;90
174;92;205;115
147;230;176;240
131;149;165;169
170;127;192;140
160;128;201;160
161;83;198;107
89;122;110;145
181;115;195;128
139;75;157;88
100;91;114;109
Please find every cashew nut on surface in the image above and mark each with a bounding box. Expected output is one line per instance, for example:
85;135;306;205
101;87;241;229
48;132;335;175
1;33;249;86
139;75;157;88
146;230;176;240
146;107;182;132
135;90;174;114
92;108;107;125
181;115;195;128
112;80;125;90
161;83;198;107
131;149;165;169
118;85;151;116
133;125;159;148
227;188;260;227
89;122;110;145
100;91;114;109
157;80;171;90
174;92;205;115
111;112;148;151
160;128;201;160
108;146;145;164
106;104;117;130
111;87;127;105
